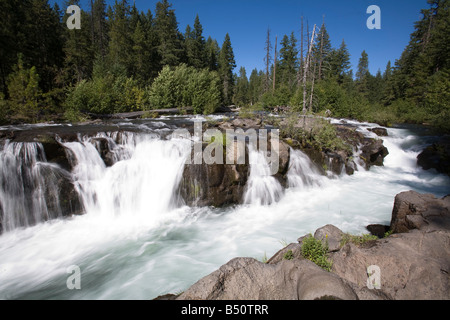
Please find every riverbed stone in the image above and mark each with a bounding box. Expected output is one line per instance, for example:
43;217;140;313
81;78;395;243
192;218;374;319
368;127;388;136
176;257;358;300
390;191;450;233
417;138;450;176
313;224;344;252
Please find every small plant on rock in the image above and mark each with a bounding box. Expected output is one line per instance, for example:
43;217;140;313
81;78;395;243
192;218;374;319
300;234;332;272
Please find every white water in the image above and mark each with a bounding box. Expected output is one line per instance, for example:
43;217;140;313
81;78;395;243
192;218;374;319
0;121;449;299
243;148;283;206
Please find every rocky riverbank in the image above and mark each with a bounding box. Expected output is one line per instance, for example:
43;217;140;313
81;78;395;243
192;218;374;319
164;190;450;300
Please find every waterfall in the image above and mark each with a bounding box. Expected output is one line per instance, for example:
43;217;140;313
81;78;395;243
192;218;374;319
0;141;69;231
287;148;326;189
243;148;283;206
61;133;190;220
0;132;191;232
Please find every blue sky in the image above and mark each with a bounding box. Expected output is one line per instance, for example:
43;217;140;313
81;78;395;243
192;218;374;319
56;0;429;76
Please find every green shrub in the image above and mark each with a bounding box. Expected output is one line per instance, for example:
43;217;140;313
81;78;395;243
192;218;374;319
0;93;8;124
340;233;378;247
301;234;332;272
147;64;221;114
283;250;294;260
65;73;146;118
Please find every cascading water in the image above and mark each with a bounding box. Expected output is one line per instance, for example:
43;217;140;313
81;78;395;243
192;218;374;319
243;148;283;206
0;141;70;232
0;119;449;300
287;148;327;189
61;133;190;221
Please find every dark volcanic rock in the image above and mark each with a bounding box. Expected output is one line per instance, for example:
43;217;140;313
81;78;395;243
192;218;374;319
417;138;450;176
366;224;390;238
390;191;450;234
368;127;388;136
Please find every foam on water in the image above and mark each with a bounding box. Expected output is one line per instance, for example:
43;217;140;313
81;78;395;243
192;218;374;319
0;121;449;299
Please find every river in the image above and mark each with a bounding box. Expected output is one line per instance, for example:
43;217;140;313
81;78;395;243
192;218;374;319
0;116;448;299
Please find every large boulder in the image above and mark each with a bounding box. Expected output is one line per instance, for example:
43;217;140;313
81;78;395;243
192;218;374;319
176;257;358;300
417;138;450;176
330;228;450;300
390;191;450;233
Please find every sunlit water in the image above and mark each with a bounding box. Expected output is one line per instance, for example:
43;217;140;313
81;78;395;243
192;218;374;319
0;119;449;300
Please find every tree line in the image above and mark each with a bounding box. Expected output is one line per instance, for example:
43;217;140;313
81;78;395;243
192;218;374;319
0;0;448;132
236;0;449;133
0;0;236;122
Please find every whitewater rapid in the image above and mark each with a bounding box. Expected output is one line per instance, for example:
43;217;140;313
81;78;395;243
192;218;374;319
0;119;449;299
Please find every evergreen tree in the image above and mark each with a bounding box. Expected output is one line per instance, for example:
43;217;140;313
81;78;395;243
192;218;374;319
187;15;207;69
205;36;220;71
7;55;42;121
264;28;273;92
154;0;183;67
248;68;263;105
63;0;94;84
356;50;369;94
107;0;133;72
91;0;108;60
328;40;351;83
234;67;249;106
312;23;332;81
218;33;236;106
278;32;299;88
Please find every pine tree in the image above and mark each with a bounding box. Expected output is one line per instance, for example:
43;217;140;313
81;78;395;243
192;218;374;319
218;33;236;106
63;0;94;84
328;40;351;83
154;0;183;67
248;68;263;105
205;36;220;71
188;15;207;69
356;50;369;94
278;32;299;88
234;66;249;106
312;22;332;81
91;0;108;60
7;55;42;121
107;0;133;73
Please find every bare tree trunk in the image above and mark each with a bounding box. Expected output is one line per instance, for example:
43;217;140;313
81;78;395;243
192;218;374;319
318;17;325;81
302;25;316;114
273;35;277;92
309;60;317;112
297;16;304;87
264;28;272;92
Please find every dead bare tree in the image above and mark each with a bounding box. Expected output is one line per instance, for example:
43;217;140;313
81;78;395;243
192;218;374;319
302;24;316;114
297;16;304;87
264;28;272;92
273;35;277;92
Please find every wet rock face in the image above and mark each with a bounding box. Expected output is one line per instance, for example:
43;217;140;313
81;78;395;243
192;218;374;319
180;161;249;207
368;127;388;136
417;138;450;177
335;125;389;169
390;191;450;234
